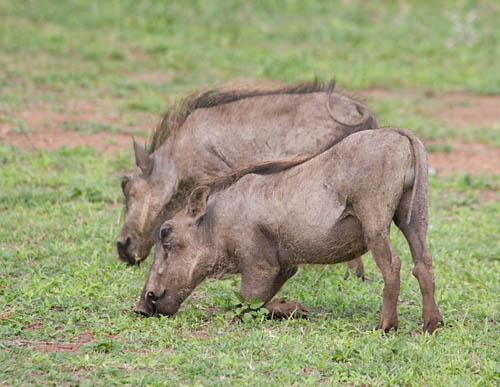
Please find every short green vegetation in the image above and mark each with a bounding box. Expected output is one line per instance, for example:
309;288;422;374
1;0;499;385
0;143;499;385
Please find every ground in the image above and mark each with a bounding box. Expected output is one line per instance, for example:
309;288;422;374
1;1;499;385
2;90;499;178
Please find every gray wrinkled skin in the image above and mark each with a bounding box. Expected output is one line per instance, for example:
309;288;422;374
136;129;443;334
117;89;378;267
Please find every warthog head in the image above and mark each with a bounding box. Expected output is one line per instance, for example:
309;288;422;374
134;187;213;316
117;140;178;265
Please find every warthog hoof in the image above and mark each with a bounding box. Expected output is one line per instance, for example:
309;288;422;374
344;258;365;281
423;312;444;334
265;297;310;319
376;316;398;333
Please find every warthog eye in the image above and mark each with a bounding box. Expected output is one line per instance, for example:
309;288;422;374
162;241;172;251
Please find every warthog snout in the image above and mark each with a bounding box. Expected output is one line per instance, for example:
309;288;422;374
133;300;153;317
134;290;165;316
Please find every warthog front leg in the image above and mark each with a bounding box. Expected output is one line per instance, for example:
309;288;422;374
265;297;310;319
240;265;309;319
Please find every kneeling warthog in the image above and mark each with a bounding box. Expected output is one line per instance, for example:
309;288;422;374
117;79;377;279
135;128;443;333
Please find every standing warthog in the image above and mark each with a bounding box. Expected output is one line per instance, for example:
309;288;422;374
117;79;377;279
135;128;444;334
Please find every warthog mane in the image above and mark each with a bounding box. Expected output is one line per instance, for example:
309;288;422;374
148;78;354;154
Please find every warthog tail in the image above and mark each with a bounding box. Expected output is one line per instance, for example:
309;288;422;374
325;79;370;128
387;128;427;224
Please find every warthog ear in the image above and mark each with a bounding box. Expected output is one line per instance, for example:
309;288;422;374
187;186;210;218
133;138;153;175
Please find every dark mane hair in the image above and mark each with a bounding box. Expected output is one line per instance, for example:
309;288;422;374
148;78;334;154
196;128;359;196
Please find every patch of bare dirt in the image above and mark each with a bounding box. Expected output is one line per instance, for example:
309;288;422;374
478;190;500;203
428;141;500;176
0;308;14;321
438;94;500;128
357;88;402;100
17;109;122;128
26;317;44;332
1;90;499;177
36;331;96;353
1;331;120;353
1;128;137;154
132;71;172;83
1;331;95;353
359;88;500;128
0;104;151;153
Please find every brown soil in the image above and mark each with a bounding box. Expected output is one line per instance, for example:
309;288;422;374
357;89;500;177
478;190;500;203
0;106;150;153
1;90;499;177
26;317;44;332
1;128;136;154
427;142;500;176
1;331;95;353
0;309;14;321
1;331;120;353
35;331;96;353
437;94;500;128
359;88;500;128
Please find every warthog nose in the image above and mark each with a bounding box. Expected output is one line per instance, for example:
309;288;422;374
160;224;172;240
134;301;152;317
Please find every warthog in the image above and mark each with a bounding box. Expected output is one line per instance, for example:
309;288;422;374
135;128;444;334
117;79;377;279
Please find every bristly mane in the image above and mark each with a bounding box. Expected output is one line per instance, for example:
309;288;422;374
196;128;359;196
148;79;333;154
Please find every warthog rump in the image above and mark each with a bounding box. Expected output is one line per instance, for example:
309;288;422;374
117;79;377;279
136;128;443;334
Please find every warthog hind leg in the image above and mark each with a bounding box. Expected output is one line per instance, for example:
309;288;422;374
396;222;443;333
366;231;402;333
395;191;443;334
345;256;365;280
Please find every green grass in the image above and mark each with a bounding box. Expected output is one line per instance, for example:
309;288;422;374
60;121;125;134
368;94;500;146
0;142;499;385
1;0;500;114
1;0;499;384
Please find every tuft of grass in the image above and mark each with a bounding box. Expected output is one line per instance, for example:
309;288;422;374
1;0;499;384
1;141;499;385
368;95;500;144
60;121;123;134
1;0;500;115
426;143;455;153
